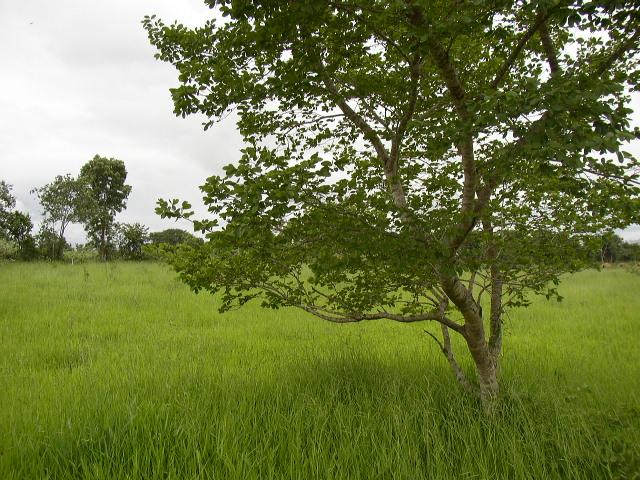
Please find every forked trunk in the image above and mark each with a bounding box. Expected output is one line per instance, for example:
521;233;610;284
441;276;500;411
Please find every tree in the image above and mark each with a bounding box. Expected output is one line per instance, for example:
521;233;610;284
149;228;200;246
598;231;640;263
5;211;36;260
116;222;149;260
0;181;36;260
77;155;132;261
32;174;82;260
36;224;71;260
144;1;640;408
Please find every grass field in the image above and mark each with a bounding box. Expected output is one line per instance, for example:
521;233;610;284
0;262;639;479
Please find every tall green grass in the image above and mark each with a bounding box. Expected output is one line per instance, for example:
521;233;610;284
0;263;638;479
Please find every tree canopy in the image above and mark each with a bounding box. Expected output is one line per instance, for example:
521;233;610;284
145;0;640;406
149;228;200;246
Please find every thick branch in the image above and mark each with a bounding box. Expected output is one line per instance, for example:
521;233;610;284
405;3;477;217
539;21;561;75
298;303;466;334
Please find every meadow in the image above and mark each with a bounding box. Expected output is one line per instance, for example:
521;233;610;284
0;262;638;479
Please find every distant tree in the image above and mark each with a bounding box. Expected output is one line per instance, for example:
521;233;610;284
0;238;18;260
0;182;36;260
5;211;36;260
599;232;640;263
116;222;149;260
599;232;624;264
32;174;82;260
146;1;640;409
77;155;132;261
149;228;199;246
0;180;17;239
36;224;71;260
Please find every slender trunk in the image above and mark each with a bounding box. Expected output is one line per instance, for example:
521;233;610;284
439;325;474;394
488;273;503;370
483;219;503;372
100;225;106;261
57;225;66;261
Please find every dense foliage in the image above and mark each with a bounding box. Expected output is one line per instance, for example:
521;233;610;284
116;222;150;260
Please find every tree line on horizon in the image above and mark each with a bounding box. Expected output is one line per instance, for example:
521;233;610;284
1;155;638;264
0;154;199;262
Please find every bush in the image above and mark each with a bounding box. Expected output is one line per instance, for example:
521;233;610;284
64;248;99;264
0;238;18;260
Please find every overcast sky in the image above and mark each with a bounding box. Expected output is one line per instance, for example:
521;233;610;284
0;0;243;244
1;1;639;244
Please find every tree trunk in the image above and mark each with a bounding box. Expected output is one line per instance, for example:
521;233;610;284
464;314;499;410
100;225;107;261
442;275;499;410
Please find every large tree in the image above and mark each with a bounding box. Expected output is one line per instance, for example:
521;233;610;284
77;155;132;261
144;0;640;408
32;174;82;260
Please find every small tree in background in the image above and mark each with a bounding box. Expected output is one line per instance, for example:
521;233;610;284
5;211;36;260
32;174;82;260
0;181;36;260
149;228;200;246
116;222;149;260
77;155;132;261
36;225;71;260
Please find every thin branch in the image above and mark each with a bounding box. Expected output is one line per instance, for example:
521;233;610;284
424;326;477;395
491;10;553;89
424;329;445;350
315;59;391;166
281;113;346;136
468;271;477;295
595;25;640;76
390;51;422;174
